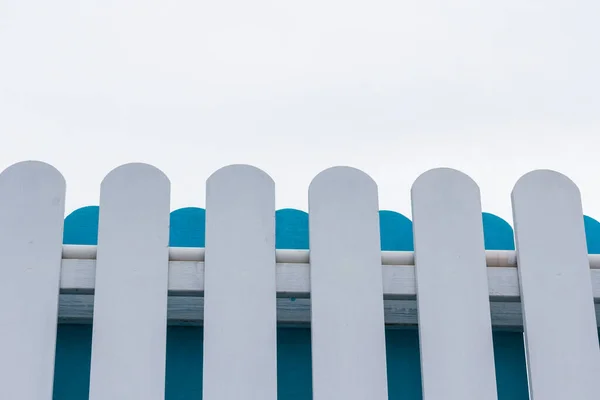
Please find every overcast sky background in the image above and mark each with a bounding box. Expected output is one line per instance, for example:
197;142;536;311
1;0;599;222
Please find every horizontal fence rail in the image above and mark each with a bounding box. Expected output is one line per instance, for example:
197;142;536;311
3;160;600;400
61;244;600;267
57;254;600;297
57;247;600;328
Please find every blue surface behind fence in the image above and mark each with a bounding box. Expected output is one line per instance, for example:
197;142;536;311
55;206;600;399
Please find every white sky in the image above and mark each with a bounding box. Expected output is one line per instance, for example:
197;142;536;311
1;0;599;222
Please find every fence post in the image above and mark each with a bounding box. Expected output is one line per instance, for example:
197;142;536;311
202;165;278;400
411;168;497;400
88;163;171;400
309;167;388;400
0;161;66;400
512;170;600;399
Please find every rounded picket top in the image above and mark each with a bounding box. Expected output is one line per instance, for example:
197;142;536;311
0;161;67;235
0;164;66;399
205;165;275;228
307;170;388;399
97;163;171;247
203;165;277;398
207;164;274;190
204;163;275;257
410;167;486;269
511;170;586;251
482;212;515;250
63;205;100;245
101;162;170;191
309;166;378;201
308;166;380;249
583;215;600;254
307;166;381;262
276;208;309;249
410;168;497;399
411;168;483;247
511;169;587;257
0;160;66;191
411;167;480;200
510;176;600;397
512;169;581;204
91;163;171;398
379;210;413;251
169;207;206;248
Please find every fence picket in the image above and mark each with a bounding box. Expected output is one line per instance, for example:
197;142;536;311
411;168;497;400
88;163;170;400
512;170;600;399
202;165;278;400
7;159;600;400
308;167;388;400
0;161;65;400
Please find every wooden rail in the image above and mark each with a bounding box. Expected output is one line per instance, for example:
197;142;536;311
57;256;600;328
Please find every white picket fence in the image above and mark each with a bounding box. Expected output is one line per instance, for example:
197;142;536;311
1;160;600;400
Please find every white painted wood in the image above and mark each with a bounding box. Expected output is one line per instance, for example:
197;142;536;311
58;259;600;301
56;251;600;298
88;163;170;400
56;293;600;330
309;167;388;400
0;161;65;400
53;258;526;303
512;170;600;399
202;165;277;400
61;245;526;267
53;257;600;327
411;168;497;400
56;260;523;300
